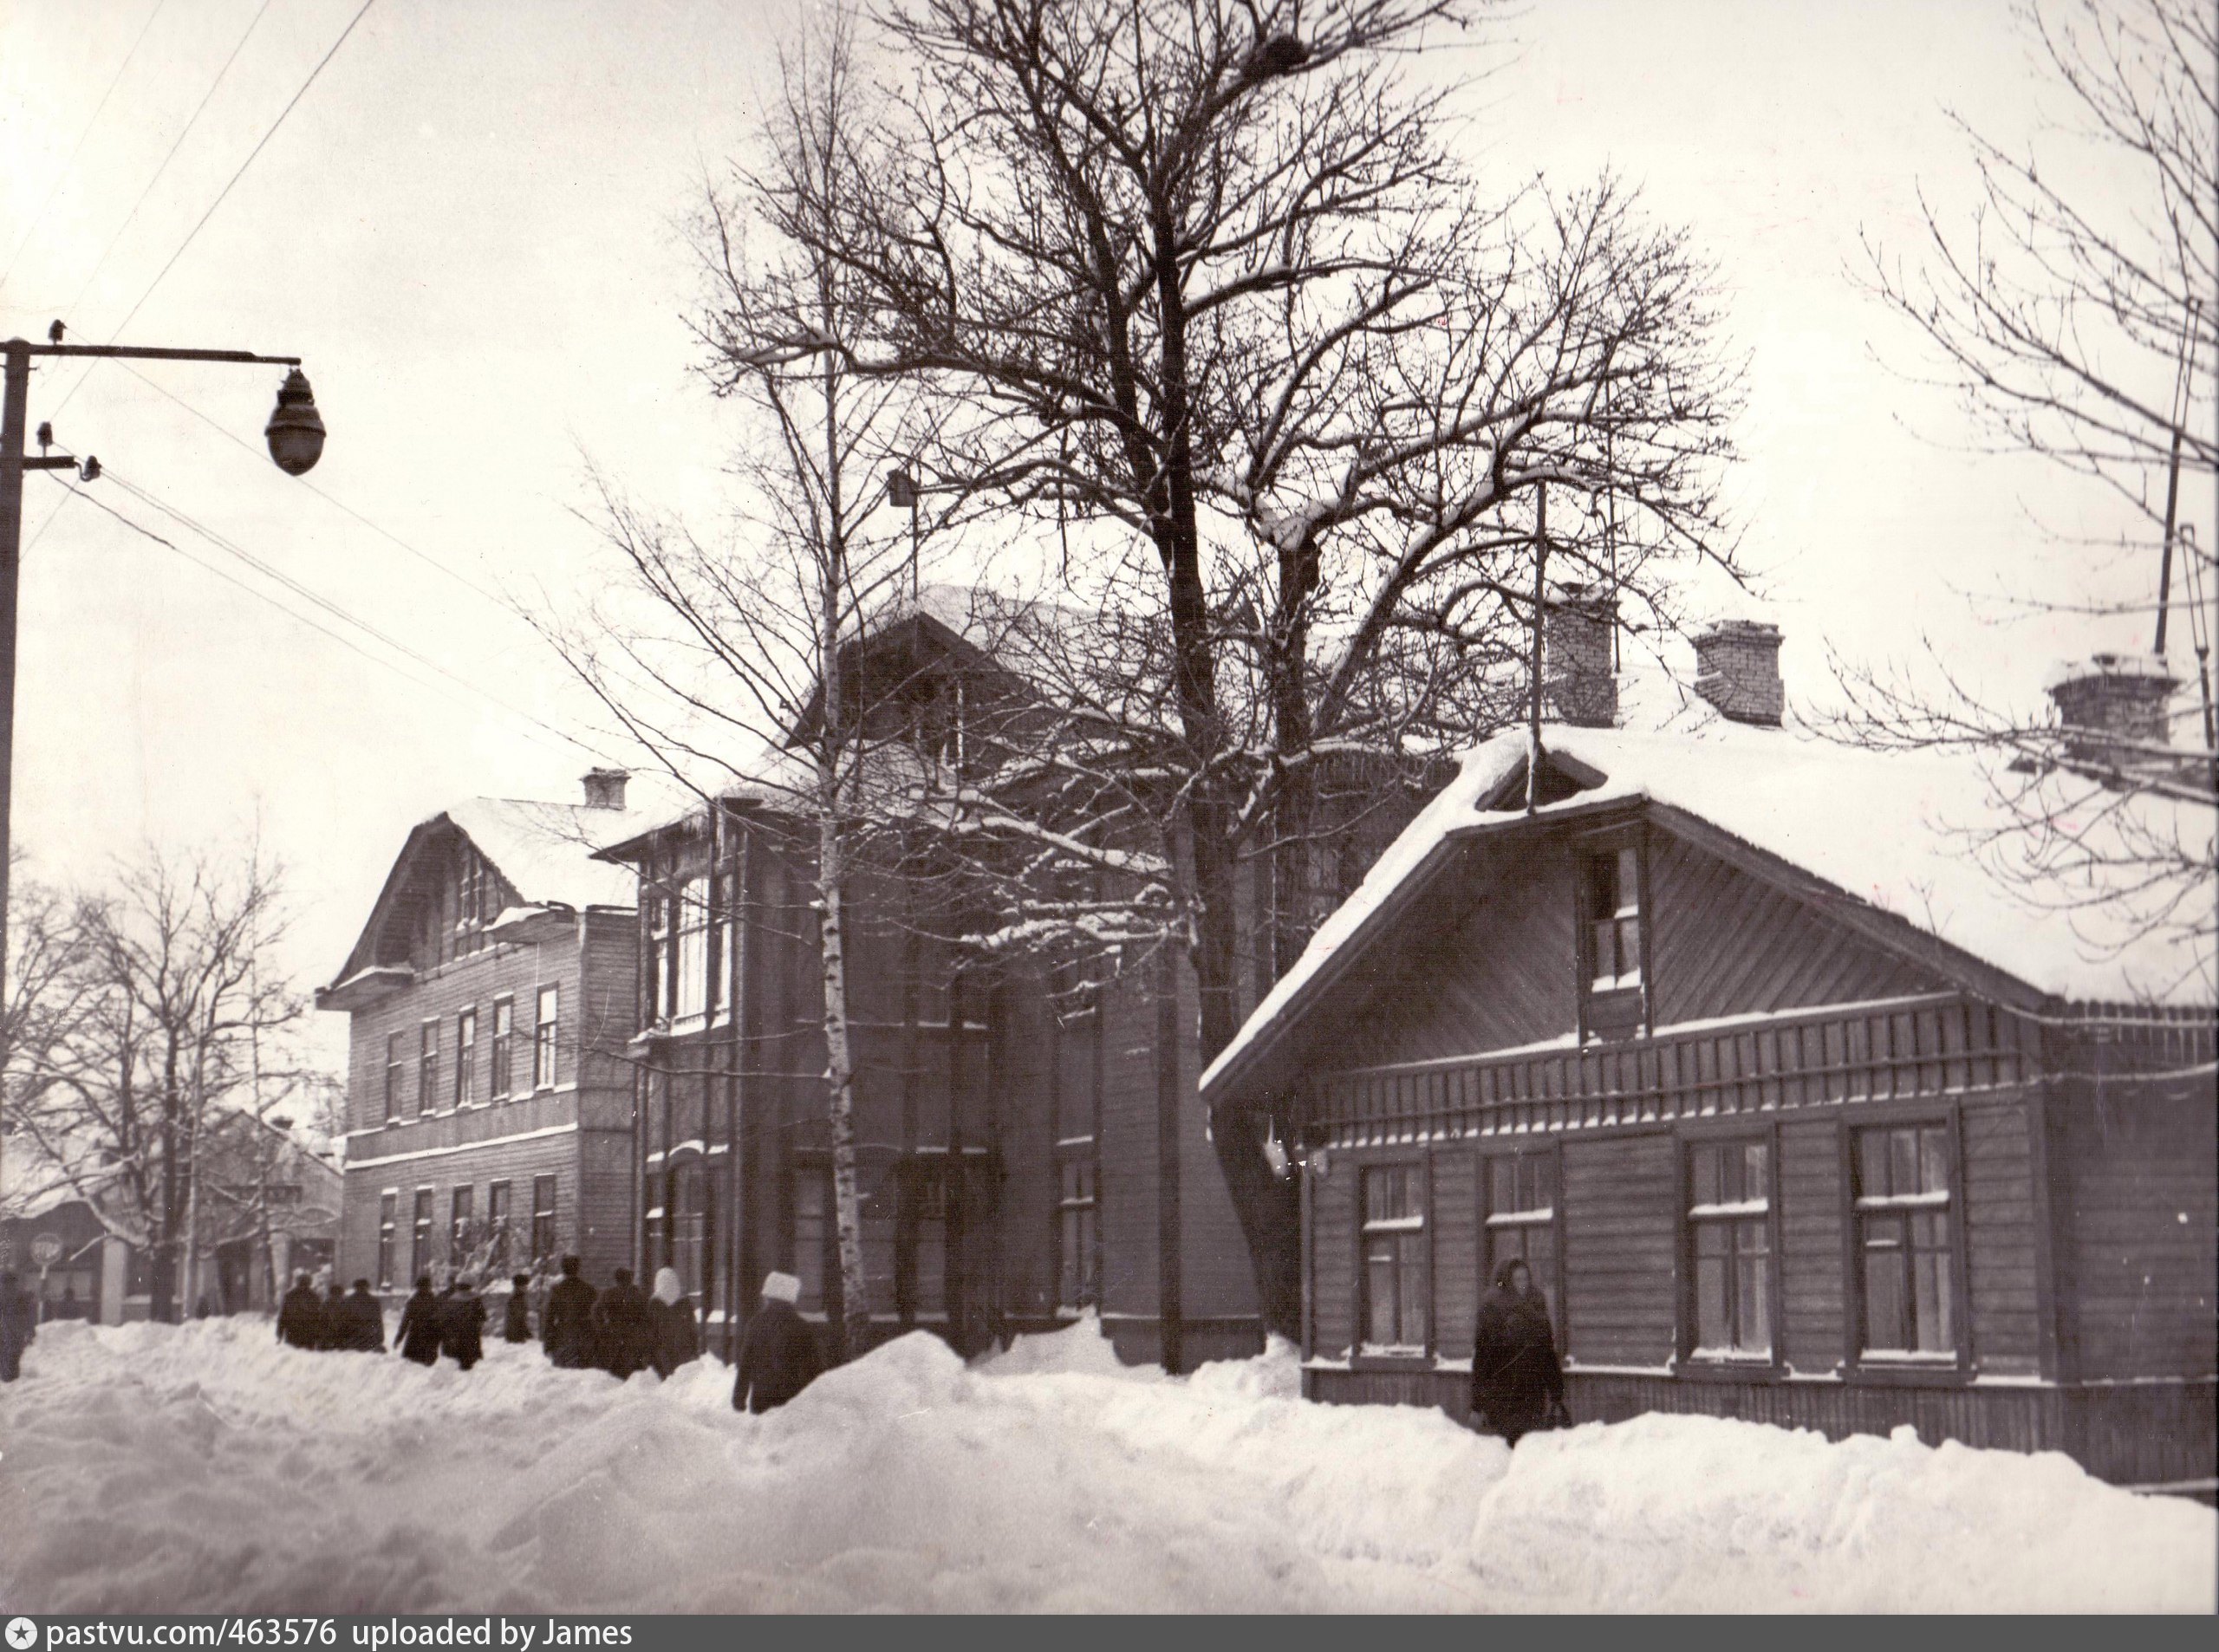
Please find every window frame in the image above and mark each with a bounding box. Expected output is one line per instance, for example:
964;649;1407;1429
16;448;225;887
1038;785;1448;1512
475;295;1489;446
417;1019;439;1116
382;1032;404;1124
532;985;559;1090
490;996;515;1099
449;1185;474;1270
674;875;710;1022
485;1180;511;1273
1054;1150;1101;1313
1843;1106;1971;1375
1355;1155;1429;1357
530;1174;558;1266
376;1191;398;1290
1574;827;1651;1044
1679;1123;1782;1371
409;1187;434;1285
454;1006;477;1108
1479;1141;1565;1337
711;867;737;1021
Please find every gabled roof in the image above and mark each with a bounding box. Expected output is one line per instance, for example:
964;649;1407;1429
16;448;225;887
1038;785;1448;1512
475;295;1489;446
322;796;646;998
1201;721;2216;1105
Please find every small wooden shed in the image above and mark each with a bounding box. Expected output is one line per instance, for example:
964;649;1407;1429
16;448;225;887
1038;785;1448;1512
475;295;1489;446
1201;723;2216;1488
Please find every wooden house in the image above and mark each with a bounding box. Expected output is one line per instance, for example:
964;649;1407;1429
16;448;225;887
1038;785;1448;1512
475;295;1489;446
1201;667;2216;1487
319;772;643;1302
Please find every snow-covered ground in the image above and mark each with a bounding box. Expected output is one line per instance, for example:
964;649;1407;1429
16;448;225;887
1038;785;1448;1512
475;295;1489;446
1;1314;2210;1613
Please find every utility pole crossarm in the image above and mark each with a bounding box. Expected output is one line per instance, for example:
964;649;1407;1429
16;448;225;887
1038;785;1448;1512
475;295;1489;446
3;341;303;367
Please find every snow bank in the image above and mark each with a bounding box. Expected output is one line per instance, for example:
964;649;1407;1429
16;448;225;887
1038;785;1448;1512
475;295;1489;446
1;1317;2209;1613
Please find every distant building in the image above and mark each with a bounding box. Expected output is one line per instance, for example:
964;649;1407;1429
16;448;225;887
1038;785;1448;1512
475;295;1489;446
1202;633;2216;1487
318;773;642;1301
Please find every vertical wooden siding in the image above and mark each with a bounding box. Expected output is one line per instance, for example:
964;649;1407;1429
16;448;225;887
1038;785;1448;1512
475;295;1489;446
1561;1133;1677;1366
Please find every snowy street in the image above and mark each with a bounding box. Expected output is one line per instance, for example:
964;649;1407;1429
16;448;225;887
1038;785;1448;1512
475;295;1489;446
1;1316;2210;1614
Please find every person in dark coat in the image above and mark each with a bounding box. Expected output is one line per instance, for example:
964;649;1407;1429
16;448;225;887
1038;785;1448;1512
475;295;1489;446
647;1266;700;1378
1470;1257;1567;1446
335;1280;385;1351
277;1273;326;1350
394;1275;443;1366
732;1271;821;1414
542;1255;596;1369
592;1267;654;1379
321;1280;348;1348
503;1274;534;1343
439;1277;487;1370
0;1271;36;1382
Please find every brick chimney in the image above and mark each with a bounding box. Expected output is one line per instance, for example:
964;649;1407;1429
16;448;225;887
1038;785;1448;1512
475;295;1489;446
1693;620;1784;727
580;768;630;810
2047;654;2177;771
1543;584;1618;728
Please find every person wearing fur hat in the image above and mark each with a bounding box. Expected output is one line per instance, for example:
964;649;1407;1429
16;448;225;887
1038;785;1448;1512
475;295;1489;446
647;1266;700;1378
731;1270;820;1414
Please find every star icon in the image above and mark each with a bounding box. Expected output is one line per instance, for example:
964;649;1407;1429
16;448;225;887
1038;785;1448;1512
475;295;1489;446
6;1617;38;1650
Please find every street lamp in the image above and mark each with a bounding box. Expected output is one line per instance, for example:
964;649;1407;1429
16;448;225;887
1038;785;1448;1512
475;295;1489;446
885;466;920;602
0;328;322;1227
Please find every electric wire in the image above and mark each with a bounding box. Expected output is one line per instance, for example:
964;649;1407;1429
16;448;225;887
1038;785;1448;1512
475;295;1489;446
98;465;606;758
62;0;286;322
0;0;174;297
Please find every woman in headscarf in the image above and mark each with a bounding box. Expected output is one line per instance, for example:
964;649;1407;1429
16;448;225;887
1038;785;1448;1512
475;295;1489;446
1470;1257;1567;1446
647;1266;701;1379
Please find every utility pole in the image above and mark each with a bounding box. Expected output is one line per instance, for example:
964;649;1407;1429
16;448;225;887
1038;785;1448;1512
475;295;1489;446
0;332;322;1218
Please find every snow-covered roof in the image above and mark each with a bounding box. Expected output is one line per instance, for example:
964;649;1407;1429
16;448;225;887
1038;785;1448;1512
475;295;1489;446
445;797;643;912
1203;720;2215;1100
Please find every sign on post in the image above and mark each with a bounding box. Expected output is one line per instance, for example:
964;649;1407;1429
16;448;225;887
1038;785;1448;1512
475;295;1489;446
29;1232;62;1269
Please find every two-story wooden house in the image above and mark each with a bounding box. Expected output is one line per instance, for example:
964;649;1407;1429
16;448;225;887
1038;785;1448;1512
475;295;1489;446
1201;638;2216;1488
319;772;642;1301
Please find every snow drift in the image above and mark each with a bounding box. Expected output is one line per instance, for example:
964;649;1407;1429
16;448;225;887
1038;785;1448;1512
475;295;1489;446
0;1315;2209;1612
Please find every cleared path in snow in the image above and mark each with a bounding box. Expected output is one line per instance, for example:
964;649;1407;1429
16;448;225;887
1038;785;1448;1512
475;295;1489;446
0;1316;2209;1612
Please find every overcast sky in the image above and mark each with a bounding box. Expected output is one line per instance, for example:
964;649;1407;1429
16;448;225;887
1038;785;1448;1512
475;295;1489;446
0;0;2201;1060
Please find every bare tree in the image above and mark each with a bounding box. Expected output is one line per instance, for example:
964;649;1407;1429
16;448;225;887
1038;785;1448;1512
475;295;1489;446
6;845;306;1321
1848;0;2216;987
733;0;1743;1334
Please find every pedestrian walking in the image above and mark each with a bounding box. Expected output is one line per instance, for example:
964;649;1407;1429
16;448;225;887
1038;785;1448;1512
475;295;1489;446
1470;1257;1568;1447
731;1271;821;1415
277;1273;326;1350
0;1271;37;1382
321;1279;348;1349
440;1277;487;1370
503;1273;534;1343
394;1275;443;1366
335;1279;386;1351
592;1266;654;1379
542;1255;597;1369
647;1266;700;1378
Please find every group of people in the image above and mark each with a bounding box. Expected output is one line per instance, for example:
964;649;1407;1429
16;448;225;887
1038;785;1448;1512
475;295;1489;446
536;1256;702;1379
277;1275;390;1354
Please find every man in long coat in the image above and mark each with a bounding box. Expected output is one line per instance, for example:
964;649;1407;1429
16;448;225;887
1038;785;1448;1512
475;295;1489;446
1470;1257;1567;1446
277;1273;326;1350
321;1279;348;1349
439;1277;487;1370
502;1274;534;1343
592;1267;654;1379
335;1279;386;1351
541;1255;596;1369
393;1275;444;1366
0;1271;36;1382
732;1271;821;1414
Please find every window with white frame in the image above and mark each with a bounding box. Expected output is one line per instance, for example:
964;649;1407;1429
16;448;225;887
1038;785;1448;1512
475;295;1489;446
376;1193;398;1290
674;875;709;1019
1484;1151;1559;1324
417;1021;439;1115
383;1033;404;1122
530;1174;558;1265
713;868;737;1017
1056;1156;1099;1312
454;1007;477;1106
646;888;674;1024
410;1188;434;1285
532;985;559;1089
1854;1123;1956;1356
490;998;514;1097
1360;1162;1427;1351
1688;1139;1772;1358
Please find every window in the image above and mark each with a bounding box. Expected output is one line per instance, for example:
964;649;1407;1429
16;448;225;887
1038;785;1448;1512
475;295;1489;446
1484;1151;1559;1324
902;1170;948;1317
485;1181;511;1272
449;1186;474;1270
530;1174;558;1265
456;848;490;955
672;875;709;1020
1688;1140;1772;1358
454;1008;477;1107
532;985;559;1089
712;869;737;1017
410;1188;434;1285
1854;1123;1955;1356
794;1169;831;1313
417;1021;439;1115
1057;1155;1100;1311
383;1034;404;1123
1360;1163;1427;1351
670;1158;708;1298
376;1193;398;1290
1581;842;1646;1041
491;998;515;1098
647;889;674;1024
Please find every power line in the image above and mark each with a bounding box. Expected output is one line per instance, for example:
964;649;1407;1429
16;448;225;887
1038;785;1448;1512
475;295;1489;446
99;466;604;758
0;0;174;297
63;0;285;322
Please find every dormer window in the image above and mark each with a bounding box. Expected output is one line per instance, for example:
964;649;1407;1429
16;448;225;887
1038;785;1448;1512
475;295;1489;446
1579;837;1647;1042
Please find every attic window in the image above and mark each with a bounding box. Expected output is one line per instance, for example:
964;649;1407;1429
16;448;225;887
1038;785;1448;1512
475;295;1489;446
1579;837;1648;1043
